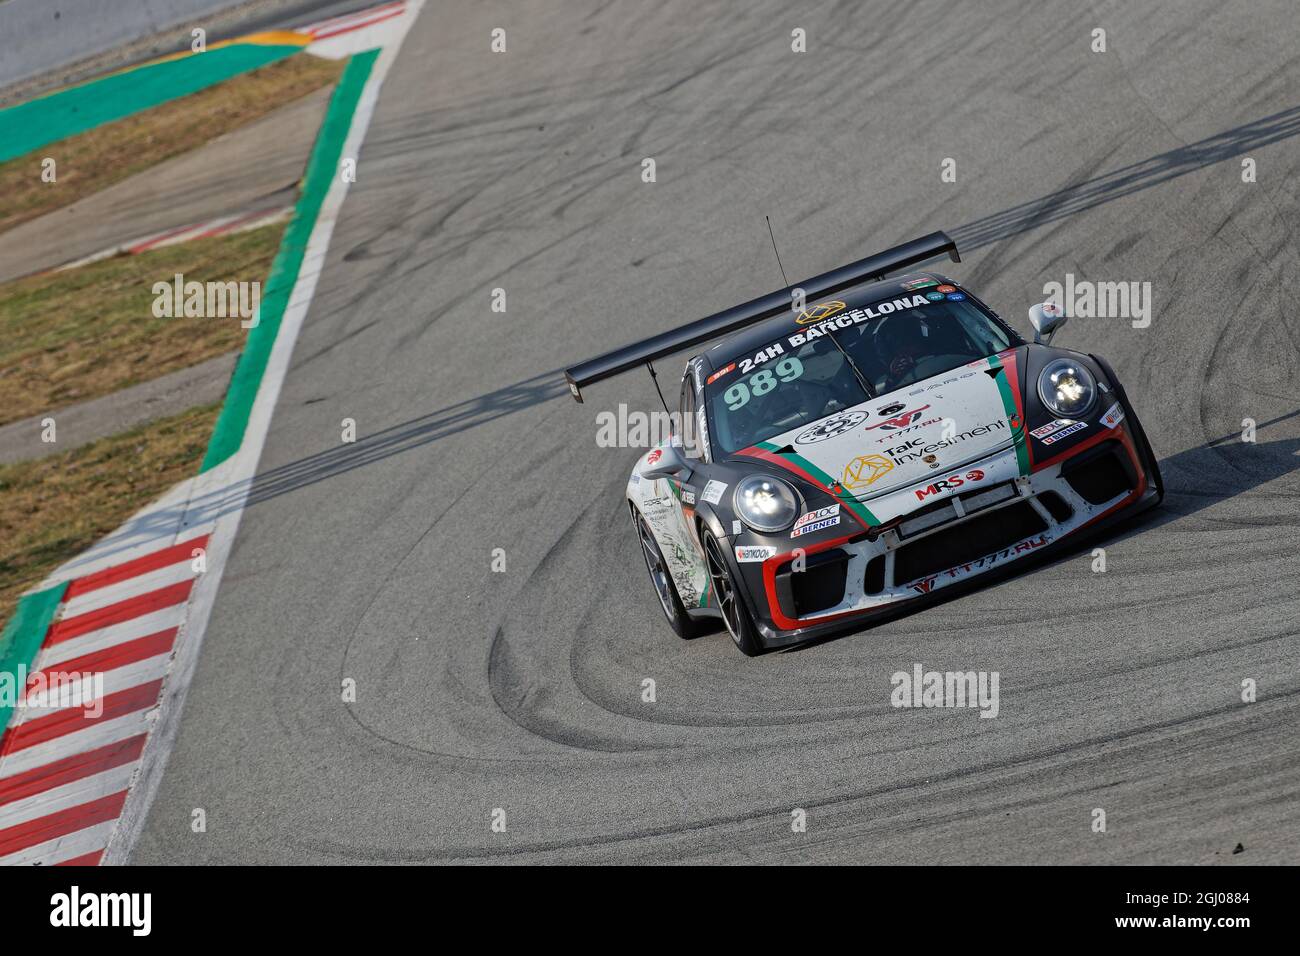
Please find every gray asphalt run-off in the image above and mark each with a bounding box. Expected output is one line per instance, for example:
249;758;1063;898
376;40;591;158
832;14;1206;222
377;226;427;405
0;352;237;465
129;0;1300;864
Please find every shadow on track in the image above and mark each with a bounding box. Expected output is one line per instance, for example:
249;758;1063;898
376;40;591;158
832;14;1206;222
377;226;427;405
241;368;569;509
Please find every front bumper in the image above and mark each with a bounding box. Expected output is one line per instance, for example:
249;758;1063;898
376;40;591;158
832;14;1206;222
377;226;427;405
742;419;1158;650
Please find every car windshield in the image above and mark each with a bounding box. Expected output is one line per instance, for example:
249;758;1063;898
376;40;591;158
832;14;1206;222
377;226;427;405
705;297;1013;453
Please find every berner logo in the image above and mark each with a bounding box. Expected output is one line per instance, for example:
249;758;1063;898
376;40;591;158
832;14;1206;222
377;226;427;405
50;886;151;936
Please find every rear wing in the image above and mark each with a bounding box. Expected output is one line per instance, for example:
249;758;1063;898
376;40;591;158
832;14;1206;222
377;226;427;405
562;230;960;402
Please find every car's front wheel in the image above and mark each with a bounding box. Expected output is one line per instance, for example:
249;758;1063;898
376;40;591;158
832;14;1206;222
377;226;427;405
634;509;706;639
702;530;764;657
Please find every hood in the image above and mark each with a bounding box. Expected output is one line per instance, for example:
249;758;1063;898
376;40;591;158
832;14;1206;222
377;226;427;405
757;352;1026;501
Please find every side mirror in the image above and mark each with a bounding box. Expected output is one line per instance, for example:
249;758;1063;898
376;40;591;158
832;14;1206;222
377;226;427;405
1028;301;1068;345
642;443;691;481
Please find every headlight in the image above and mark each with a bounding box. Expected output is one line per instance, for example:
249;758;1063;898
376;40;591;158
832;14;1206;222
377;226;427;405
732;475;800;533
1037;358;1096;417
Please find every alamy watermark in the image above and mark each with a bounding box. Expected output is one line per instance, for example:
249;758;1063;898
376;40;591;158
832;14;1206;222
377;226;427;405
891;663;999;718
152;273;260;328
596;403;687;448
0;666;104;718
1043;274;1151;328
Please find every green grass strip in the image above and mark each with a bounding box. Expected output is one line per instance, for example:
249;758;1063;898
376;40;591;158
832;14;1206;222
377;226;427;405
201;48;380;472
0;44;305;163
0;582;67;733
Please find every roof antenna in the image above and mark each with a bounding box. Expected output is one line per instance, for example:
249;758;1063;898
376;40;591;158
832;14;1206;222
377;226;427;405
645;360;671;417
765;215;790;288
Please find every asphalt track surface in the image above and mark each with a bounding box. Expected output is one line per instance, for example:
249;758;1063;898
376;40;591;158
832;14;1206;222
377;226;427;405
132;0;1300;863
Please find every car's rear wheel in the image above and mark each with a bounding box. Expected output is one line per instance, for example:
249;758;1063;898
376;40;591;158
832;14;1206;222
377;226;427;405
702;530;764;657
634;510;705;639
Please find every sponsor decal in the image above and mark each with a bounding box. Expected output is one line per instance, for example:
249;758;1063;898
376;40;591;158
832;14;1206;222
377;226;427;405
735;545;777;562
1030;418;1075;439
646;448;663;465
864;404;932;431
641;496;675;523
681;490;696;505
883;419;1008;465
883;437;925;460
873;415;943;443
1039;420;1088;445
914;469;986;501
902;278;940;291
737;344;786;374
791;516;840;538
730;294;942;373
733;293;967;374
1100;401;1125;429
787;295;932;348
842;454;894;490
629;473;641;485
706;362;736;385
791;503;840;533
909;533;1051;593
908;369;979;395
936;285;956;293
876;402;905;416
946;292;966;301
796;410;868;444
925;291;946;301
795;300;847;325
701;479;728;505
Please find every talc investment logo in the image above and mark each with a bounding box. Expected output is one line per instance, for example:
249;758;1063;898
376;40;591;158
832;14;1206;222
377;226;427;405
795;300;846;325
841;454;894;490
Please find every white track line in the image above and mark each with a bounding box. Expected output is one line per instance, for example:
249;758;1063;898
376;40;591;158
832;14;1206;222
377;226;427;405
100;1;425;865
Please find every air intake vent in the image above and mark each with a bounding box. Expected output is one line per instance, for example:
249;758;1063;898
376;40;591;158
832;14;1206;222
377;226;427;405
1062;441;1134;505
894;501;1048;585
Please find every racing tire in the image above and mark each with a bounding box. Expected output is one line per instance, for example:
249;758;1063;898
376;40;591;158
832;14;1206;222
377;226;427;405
634;509;707;639
702;530;764;657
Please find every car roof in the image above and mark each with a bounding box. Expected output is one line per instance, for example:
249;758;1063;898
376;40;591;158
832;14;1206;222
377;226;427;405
696;270;957;375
